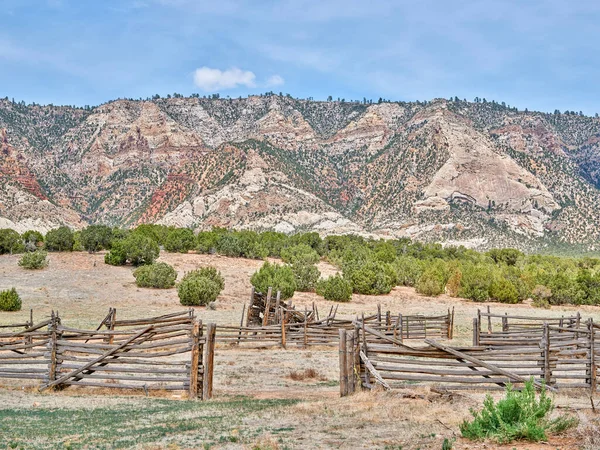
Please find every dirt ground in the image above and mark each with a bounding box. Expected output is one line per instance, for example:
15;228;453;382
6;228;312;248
1;251;599;449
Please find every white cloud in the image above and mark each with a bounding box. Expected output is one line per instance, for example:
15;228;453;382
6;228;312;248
193;67;256;91
266;74;284;87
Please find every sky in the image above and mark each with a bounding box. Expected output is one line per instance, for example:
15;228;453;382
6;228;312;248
0;0;599;115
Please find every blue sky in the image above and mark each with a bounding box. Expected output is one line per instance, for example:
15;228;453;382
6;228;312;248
0;0;599;115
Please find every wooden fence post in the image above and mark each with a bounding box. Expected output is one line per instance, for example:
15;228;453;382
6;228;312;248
25;309;33;353
108;308;116;345
281;314;287;349
398;314;403;342
339;329;348;397
377;304;381;328
189;319;201;399
393;314;401;343
262;287;273;326
502;313;508;332
473;317;480;346
202;323;216;400
303;308;308;348
589;319;596;394
237;303;245;346
346;330;356;394
246;287;254;327
47;312;61;389
543;323;551;386
487;306;492;334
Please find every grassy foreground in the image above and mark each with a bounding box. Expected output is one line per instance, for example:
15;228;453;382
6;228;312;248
0;396;298;449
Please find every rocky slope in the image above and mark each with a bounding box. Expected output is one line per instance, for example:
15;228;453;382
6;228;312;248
1;95;599;250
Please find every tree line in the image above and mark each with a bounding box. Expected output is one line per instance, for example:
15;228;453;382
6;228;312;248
1;225;600;306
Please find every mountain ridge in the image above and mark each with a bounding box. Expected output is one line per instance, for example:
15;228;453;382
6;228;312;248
1;95;599;251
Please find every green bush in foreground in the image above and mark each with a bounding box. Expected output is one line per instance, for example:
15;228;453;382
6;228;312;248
460;379;577;444
250;262;296;300
133;262;178;288
0;288;22;311
316;274;352;302
18;250;48;269
177;268;224;306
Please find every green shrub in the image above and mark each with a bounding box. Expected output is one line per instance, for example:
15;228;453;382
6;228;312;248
216;233;244;257
133;262;178;288
460;380;577;444
0;288;22;311
489;277;519;303
394;256;425;287
124;234;160;266
486;248;524;266
104;234;159;266
343;260;395;295
372;241;397;263
415;265;447;296
250;262;296;300
192;266;225;291
287;231;323;254
164;228;196;253
196;230;220;253
0;229;24;254
45;226;74;251
80;225;114;253
459;264;493;302
18;251;48;269
132;224;172;246
104;240;127;266
21;230;44;251
316;274;352;302
532;285;552;308
290;262;321;292
177;268;224;306
281;244;320;265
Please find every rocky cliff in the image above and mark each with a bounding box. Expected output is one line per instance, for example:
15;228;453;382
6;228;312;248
1;95;599;250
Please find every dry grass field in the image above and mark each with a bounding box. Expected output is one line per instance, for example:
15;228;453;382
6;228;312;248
1;251;599;449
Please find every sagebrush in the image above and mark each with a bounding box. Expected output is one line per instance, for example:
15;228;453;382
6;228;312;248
460;379;578;443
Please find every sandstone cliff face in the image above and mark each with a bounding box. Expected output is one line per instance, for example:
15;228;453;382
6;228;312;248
0;96;599;250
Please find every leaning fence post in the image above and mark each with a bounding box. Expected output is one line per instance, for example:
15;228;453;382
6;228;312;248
339;329;348;397
202;323;216;400
189;319;201;399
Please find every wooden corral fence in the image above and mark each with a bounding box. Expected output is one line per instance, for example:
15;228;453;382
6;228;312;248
473;306;581;345
216;293;453;347
0;309;215;399
340;312;599;396
472;308;598;392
